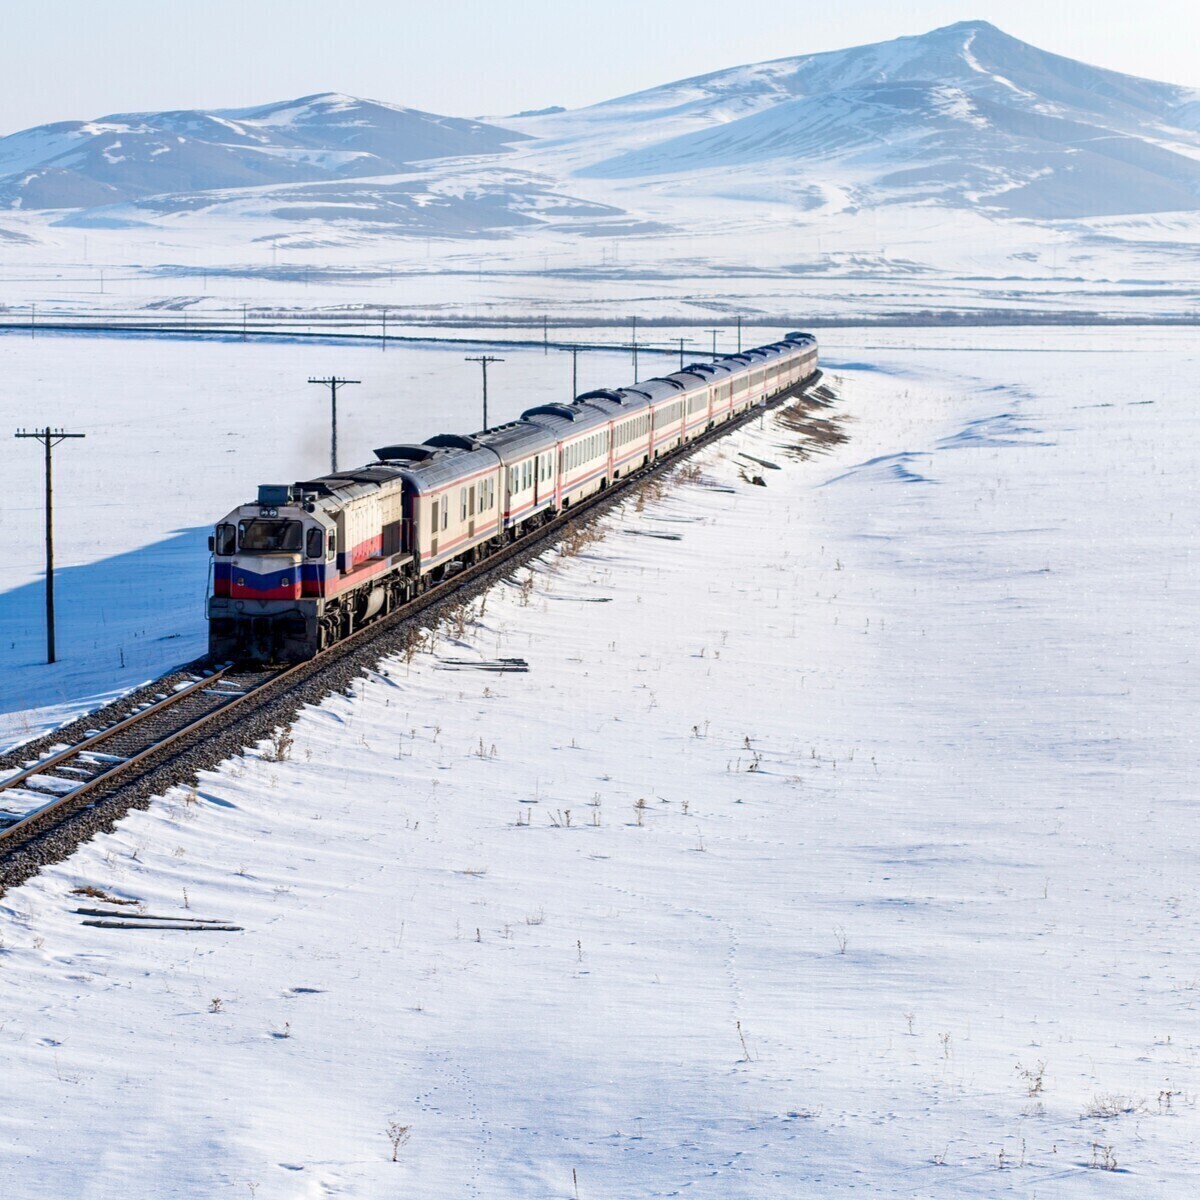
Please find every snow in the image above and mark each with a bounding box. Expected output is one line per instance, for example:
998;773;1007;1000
1;327;1197;1194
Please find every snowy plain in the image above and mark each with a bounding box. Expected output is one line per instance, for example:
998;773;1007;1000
1;328;1197;1195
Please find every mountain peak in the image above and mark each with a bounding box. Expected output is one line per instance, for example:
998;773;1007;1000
927;19;1004;35
571;20;1200;220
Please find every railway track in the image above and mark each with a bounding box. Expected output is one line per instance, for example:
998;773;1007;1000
0;374;826;892
0;666;282;838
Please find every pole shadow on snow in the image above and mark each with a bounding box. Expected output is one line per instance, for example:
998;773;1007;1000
0;527;210;727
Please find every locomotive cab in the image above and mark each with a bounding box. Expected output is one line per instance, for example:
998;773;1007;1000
208;485;333;662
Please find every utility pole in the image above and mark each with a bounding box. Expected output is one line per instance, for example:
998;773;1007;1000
15;427;85;665
675;336;693;370
465;355;503;431
631;315;638;381
543;314;548;355
705;328;721;361
30;303;36;338
381;307;388;351
736;314;742;353
308;376;360;473
242;303;248;342
559;345;582;399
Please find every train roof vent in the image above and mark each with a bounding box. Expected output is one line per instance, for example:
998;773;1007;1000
785;331;813;342
375;444;435;462
522;403;580;421
646;377;685;390
576;389;624;403
425;433;482;451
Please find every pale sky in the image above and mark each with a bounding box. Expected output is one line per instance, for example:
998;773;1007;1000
1;0;1197;134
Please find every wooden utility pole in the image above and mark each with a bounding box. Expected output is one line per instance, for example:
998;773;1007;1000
14;427;85;664
705;328;721;361
559;346;582;400
465;355;503;431
675;337;693;370
631;315;638;381
308;377;360;473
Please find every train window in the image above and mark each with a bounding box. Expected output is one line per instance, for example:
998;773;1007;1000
306;527;324;558
441;495;449;530
328;531;337;557
215;524;235;556
238;519;302;553
460;488;467;521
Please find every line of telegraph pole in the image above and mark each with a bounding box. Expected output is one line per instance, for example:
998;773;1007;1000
14;427;85;664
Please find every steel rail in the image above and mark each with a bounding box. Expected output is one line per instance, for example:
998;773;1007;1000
0;668;231;795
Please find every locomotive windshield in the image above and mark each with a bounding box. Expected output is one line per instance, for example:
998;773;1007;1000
238;518;303;553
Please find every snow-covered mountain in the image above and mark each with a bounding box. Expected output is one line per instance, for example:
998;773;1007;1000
551;20;1200;218
6;22;1200;225
0;93;528;209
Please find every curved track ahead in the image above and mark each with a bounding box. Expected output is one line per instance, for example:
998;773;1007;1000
0;374;824;891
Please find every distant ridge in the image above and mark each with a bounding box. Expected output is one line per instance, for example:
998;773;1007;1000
0;93;528;209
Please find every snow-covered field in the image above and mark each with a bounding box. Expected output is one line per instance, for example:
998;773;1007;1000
1;329;1197;1195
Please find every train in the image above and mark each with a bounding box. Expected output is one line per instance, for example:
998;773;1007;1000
207;331;818;662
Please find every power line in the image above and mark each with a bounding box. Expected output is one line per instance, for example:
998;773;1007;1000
308;377;360;473
465;355;503;431
14;427;86;665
